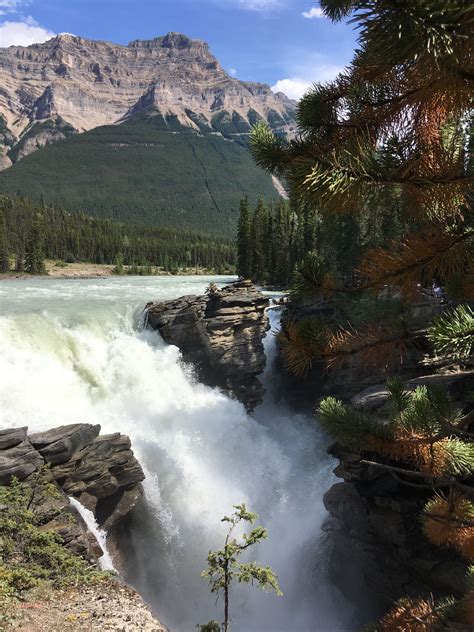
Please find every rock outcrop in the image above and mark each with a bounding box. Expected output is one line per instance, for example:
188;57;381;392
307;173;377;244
322;369;474;611
0;32;295;169
276;294;474;612
146;280;269;410
0;424;145;564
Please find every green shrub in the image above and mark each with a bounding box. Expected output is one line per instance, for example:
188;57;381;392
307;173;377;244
0;476;105;602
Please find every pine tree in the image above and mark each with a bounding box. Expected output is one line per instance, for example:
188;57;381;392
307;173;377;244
250;0;473;368
250;198;268;283
24;213;46;275
236;198;252;278
0;205;9;273
200;504;282;632
250;2;474;628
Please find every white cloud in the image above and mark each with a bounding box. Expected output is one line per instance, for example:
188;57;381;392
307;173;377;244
272;63;343;100
271;48;345;100
0;0;29;15
272;78;311;100
216;0;284;12
238;0;282;10
229;67;237;76
0;18;55;47
302;6;326;19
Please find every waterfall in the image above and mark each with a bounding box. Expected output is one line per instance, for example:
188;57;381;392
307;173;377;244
69;496;115;571
0;276;355;632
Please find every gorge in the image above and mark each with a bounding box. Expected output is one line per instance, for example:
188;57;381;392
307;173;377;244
0;275;368;631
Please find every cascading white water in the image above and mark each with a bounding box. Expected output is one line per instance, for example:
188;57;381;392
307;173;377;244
0;276;356;632
69;496;115;571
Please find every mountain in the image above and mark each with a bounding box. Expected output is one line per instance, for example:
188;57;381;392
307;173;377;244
0;32;294;234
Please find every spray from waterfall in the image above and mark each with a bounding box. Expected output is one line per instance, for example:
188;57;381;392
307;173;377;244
0;276;358;632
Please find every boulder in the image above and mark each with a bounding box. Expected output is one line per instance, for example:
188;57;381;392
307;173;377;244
0;438;44;484
0;424;146;562
0;426;28;450
51;432;145;507
30;423;101;465
146;280;269;410
351;370;474;412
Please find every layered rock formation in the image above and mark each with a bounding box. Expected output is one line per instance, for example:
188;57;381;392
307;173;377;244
0;32;294;167
146;280;269;410
0;424;145;562
324;374;473;609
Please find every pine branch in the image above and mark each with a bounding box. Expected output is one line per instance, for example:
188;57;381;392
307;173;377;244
359;229;473;296
428;304;474;360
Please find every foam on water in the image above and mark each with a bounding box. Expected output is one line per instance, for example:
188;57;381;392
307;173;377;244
0;276;354;631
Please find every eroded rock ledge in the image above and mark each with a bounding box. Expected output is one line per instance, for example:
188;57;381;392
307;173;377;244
0;423;145;563
146;280;270;410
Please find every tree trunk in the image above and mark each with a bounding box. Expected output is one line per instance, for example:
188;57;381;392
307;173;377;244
224;563;229;632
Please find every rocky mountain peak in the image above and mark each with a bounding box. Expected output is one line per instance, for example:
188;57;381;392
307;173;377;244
128;31;207;50
0;31;295;167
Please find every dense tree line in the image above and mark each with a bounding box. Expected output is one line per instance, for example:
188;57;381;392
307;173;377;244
237;195;404;287
0;195;236;274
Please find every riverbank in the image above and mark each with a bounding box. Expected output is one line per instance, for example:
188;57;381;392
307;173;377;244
0;261;232;280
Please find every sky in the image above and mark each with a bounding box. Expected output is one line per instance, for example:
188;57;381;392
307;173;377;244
0;0;358;100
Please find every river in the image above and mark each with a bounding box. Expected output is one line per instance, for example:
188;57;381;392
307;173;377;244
0;275;357;631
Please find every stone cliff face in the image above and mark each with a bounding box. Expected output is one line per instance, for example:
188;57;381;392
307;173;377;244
0;32;295;168
277;296;474;613
146;280;269;410
323;375;474;609
0;423;145;563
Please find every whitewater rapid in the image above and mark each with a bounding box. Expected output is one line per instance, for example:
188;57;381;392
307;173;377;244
0;276;355;631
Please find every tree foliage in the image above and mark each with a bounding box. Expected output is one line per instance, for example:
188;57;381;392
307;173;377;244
249;1;474;628
200;504;282;632
250;0;473;371
0;195;236;274
0;473;105;626
0;112;278;238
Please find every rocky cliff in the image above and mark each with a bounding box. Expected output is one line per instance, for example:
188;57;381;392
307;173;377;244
323;370;474;613
0;32;294;166
279;295;474;614
146;280;269;410
0;423;145;563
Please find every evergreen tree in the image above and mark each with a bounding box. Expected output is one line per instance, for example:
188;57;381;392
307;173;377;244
250;2;473;629
250;0;473;371
250;198;268;283
0;205;9;272
236;198;252;278
0;195;237;274
15;242;24;273
24;213;46;275
113;252;124;275
200;504;282;632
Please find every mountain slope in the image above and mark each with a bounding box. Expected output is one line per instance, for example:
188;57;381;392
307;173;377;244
0;111;278;235
0;31;293;234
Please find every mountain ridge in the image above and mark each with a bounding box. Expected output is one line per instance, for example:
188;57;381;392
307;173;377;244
0;31;295;164
0;31;294;235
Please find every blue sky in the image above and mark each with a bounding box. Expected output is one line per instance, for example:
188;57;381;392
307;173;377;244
0;0;357;99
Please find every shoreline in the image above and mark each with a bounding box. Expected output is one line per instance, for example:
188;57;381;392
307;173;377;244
0;261;233;281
